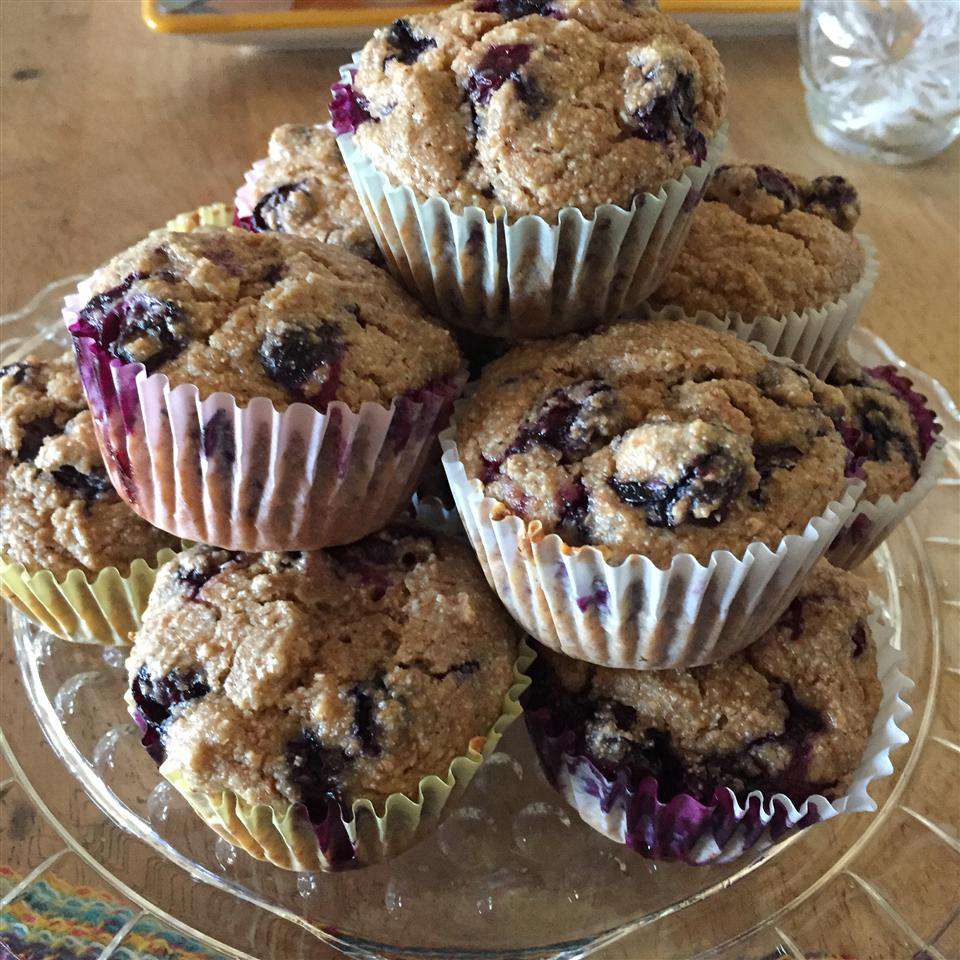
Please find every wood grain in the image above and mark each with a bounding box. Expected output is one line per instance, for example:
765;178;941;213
1;5;957;960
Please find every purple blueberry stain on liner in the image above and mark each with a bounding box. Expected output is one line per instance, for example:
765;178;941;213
330;81;372;135
232;208;255;232
201;409;236;465
576;578;609;614
68;339;138;502
867;364;942;458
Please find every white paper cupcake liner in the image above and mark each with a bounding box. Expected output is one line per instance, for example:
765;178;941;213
64;284;465;551
1;546;179;645
639;235;879;378
828;436;949;569
526;600;911;865
336;62;728;340
440;414;863;669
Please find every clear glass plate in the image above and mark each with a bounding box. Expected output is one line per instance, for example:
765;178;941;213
2;278;958;960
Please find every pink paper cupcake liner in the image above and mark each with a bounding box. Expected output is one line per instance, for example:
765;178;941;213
65;290;464;551
828;364;948;569
524;601;911;865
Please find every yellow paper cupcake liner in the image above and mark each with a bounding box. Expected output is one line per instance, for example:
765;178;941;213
1;203;221;644
153;639;535;872
1;548;180;645
163;202;233;231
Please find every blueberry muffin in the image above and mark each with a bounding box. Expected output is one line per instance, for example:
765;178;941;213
527;561;881;805
648;163;866;320
827;347;941;504
1;352;177;579
333;0;726;220
126;529;521;816
235;124;379;262
68;228;460;411
454;319;853;566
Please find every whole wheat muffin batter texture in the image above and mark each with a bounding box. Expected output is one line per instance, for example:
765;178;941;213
126;529;519;810
1;352;177;578
456;319;851;566
71;228;460;411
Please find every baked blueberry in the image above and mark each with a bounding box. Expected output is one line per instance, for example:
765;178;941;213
384;18;437;66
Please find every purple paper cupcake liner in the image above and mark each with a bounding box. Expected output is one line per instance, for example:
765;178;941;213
65;290;464;551
828;364;947;569
523;601;911;865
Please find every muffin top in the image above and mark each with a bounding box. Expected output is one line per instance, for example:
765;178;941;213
648;163;865;320
828;348;940;504
236;124;379;262
534;561;881;803
455;319;851;566
334;0;726;220
68;228;460;411
0;351;177;578
126;528;519;811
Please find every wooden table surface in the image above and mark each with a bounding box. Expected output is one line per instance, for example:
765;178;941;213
1;5;958;960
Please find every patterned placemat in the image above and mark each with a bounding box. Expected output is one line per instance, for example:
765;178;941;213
0;866;226;960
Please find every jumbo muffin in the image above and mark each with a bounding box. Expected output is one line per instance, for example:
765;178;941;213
648;163;866;322
126;529;525;868
69;228;459;411
334;0;727;220
1;351;176;579
66;228;464;550
524;561;886;861
453;319;853;567
235;124;379;262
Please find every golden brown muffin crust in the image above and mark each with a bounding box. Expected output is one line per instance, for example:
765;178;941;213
455;319;850;566
127;530;520;808
1;352;177;577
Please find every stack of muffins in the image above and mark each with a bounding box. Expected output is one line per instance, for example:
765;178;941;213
1;0;936;871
